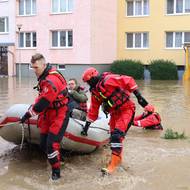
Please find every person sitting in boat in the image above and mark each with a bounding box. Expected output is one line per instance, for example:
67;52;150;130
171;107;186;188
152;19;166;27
68;78;88;121
20;53;69;180
80;67;150;175
133;104;163;130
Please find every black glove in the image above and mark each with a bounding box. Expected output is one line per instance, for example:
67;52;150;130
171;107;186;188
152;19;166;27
20;112;31;123
81;121;91;136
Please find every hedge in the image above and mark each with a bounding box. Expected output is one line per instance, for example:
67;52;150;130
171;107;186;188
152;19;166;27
149;59;178;80
110;59;144;79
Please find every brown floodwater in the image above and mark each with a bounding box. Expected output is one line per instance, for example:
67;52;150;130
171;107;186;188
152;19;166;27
0;77;190;190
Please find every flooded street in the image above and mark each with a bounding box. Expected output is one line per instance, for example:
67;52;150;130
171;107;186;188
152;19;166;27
0;77;190;190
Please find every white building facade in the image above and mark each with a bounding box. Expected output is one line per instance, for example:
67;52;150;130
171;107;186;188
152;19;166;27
0;0;16;76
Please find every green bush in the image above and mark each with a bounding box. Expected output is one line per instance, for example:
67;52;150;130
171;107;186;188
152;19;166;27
163;129;186;139
149;59;178;80
110;60;144;79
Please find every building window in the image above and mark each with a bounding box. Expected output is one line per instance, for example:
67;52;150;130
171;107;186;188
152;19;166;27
126;32;149;48
0;17;8;33
166;31;190;48
19;0;36;16
167;0;190;14
19;32;37;48
126;0;149;16
57;64;65;70
52;0;73;13
52;30;73;48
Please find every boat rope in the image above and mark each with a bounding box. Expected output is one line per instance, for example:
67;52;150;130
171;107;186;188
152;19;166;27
20;120;32;151
20;123;25;151
28;121;31;149
72;118;110;133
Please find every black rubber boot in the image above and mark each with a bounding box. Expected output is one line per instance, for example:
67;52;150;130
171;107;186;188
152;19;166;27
52;168;61;180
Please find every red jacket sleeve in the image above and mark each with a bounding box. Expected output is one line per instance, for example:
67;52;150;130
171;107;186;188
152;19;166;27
134;113;144;121
37;80;59;103
105;75;138;93
87;94;102;122
125;76;138;92
30;76;63;115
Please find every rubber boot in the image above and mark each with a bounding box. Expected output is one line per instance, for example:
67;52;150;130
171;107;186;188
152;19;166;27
52;168;61;180
101;153;122;175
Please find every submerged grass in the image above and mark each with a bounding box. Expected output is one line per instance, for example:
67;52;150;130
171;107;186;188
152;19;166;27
163;129;186;139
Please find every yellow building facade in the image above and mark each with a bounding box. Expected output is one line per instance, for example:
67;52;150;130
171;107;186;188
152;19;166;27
117;0;190;66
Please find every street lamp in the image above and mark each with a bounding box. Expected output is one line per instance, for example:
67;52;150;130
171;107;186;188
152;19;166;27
17;24;22;78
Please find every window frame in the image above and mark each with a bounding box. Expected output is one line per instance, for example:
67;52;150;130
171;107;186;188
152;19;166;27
18;31;37;49
18;0;36;16
51;0;73;14
126;0;150;17
165;31;190;49
126;32;149;49
0;17;9;33
29;64;33;70
57;64;66;70
166;0;190;15
51;30;73;48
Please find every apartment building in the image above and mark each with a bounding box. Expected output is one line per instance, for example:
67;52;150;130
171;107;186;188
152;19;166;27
0;0;16;76
3;0;188;78
14;0;117;78
117;0;190;68
0;0;117;77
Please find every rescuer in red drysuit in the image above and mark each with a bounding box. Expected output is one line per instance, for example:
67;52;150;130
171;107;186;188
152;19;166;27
81;67;150;175
21;53;69;180
133;104;163;130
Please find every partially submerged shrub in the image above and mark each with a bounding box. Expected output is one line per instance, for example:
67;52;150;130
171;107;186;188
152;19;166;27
163;129;186;139
149;59;178;80
111;59;144;79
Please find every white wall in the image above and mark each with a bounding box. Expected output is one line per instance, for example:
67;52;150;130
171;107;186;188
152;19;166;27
0;0;16;44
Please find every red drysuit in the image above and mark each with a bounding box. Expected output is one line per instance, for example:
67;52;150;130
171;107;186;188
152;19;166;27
27;65;69;170
133;112;163;130
87;72;138;155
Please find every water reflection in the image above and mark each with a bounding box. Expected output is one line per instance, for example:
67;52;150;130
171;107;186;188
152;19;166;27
0;77;37;116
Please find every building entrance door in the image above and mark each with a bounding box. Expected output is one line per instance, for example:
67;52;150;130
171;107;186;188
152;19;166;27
0;46;8;75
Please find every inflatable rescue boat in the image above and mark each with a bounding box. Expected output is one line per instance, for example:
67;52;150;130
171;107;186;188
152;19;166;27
0;104;110;153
